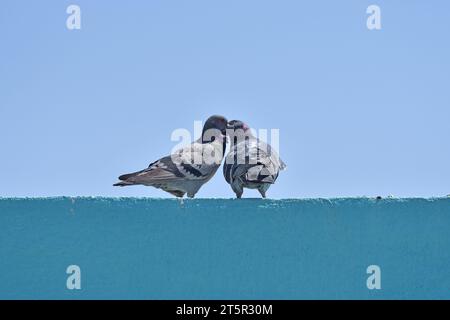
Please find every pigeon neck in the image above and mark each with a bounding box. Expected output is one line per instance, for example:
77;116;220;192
200;133;227;158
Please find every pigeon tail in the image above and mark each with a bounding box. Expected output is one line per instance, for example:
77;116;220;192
113;170;146;187
113;181;134;187
279;159;287;170
118;171;143;181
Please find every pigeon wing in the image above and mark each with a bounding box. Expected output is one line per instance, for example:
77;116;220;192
170;141;223;180
117;140;223;186
119;156;184;185
226;138;283;184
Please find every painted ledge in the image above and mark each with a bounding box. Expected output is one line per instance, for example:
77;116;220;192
0;197;449;299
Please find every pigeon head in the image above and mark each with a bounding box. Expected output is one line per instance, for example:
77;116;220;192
202;115;228;142
226;120;253;149
227;120;250;132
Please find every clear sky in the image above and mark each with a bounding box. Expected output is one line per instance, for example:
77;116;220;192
1;1;449;198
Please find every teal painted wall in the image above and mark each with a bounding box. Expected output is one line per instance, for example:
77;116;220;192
0;198;449;299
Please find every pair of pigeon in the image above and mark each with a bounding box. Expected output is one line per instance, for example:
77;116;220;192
114;115;286;198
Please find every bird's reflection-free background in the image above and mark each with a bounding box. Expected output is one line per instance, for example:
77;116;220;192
1;0;449;198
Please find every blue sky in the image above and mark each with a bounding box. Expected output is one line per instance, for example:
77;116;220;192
1;1;449;198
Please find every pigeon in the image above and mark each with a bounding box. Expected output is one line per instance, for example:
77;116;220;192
223;120;286;198
114;115;228;198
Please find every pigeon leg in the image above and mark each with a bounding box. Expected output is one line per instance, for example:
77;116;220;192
258;189;266;198
165;189;186;198
258;184;270;198
231;180;244;199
